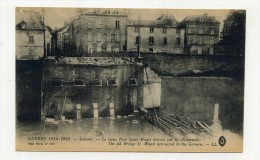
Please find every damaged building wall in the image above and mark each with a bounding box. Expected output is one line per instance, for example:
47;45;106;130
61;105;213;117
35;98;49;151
42;58;144;119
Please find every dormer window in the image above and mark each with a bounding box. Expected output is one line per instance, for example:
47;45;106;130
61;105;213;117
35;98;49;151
21;22;26;29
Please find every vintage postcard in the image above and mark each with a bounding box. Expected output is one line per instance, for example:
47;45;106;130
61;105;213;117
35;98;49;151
16;7;245;152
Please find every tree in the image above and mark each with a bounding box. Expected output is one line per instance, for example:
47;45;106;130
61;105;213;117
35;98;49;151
219;10;246;56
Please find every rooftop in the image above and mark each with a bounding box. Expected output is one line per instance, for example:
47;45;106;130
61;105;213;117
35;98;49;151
180;13;220;25
128;15;179;27
16;11;44;30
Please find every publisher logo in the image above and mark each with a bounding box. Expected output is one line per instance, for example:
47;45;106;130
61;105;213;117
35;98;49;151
218;136;226;147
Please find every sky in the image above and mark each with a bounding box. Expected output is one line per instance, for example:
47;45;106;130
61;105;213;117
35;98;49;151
17;7;232;30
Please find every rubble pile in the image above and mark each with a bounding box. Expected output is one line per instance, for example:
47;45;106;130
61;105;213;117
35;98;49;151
57;57;137;65
142;111;213;137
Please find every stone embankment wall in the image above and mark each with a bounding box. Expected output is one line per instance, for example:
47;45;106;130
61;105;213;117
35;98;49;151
142;54;244;78
16;60;43;121
43;58;144;119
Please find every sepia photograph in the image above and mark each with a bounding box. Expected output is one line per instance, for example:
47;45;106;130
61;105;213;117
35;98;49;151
15;7;245;152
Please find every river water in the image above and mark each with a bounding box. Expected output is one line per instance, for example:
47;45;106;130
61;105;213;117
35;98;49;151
160;76;244;135
17;75;243;139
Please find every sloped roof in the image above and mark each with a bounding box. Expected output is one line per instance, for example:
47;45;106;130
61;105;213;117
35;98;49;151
128;15;179;27
180;13;220;24
53;18;78;34
128;20;156;26
16;11;44;30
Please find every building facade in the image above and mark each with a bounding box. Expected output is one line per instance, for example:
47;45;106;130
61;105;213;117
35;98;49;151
127;15;185;54
179;13;220;55
55;9;128;56
16;9;52;60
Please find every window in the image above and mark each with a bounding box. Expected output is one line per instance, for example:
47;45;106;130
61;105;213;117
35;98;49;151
188;28;192;34
115;34;120;42
28;47;33;55
135;36;139;44
210;38;214;44
210;29;215;35
150;27;154;33
111;34;115;41
115;20;120;29
88;34;92;41
21;22;26;29
134;27;139;33
74;79;85;86
97;20;102;29
163;28;167;33
149;48;153;53
28;35;34;43
88;21;92;29
89;79;102;86
107;78;118;86
199;37;203;44
199;28;203;34
149;36;154;44
176;37;181;45
97;33;101;41
176;29;180;34
108;10;111;14
128;78;137;86
51;78;63;87
164;37;167;45
106;34;111;42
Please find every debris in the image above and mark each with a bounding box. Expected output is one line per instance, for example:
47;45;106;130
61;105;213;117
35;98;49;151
142;111;213;137
134;110;139;113
132;120;139;124
116;115;122;118
63;119;74;124
45;118;59;125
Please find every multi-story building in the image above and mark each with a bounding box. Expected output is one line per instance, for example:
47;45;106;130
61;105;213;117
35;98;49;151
16;9;52;59
55;9;128;56
127;15;185;54
179;13;220;55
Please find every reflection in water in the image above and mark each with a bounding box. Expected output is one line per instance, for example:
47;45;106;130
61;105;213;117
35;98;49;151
17;117;168;139
17;75;243;139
